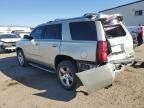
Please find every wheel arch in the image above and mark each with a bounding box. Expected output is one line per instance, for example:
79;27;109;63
55;55;78;70
16;47;23;52
16;47;26;57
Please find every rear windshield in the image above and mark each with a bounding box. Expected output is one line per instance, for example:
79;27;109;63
104;24;126;38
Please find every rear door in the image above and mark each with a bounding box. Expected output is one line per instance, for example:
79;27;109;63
104;23;134;62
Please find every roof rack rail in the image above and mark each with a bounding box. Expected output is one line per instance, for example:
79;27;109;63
46;21;53;23
83;13;99;19
54;18;65;21
83;13;98;16
46;18;66;23
45;13;123;24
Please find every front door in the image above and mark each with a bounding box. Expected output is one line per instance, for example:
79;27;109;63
24;26;45;62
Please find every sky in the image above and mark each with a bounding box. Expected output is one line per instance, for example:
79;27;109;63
0;0;138;27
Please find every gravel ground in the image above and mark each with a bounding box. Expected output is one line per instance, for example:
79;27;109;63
0;45;144;108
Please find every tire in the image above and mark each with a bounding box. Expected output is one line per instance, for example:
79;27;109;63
17;49;28;67
57;60;78;90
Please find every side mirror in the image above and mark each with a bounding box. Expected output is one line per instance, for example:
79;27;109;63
23;35;33;40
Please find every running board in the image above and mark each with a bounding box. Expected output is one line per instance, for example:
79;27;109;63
29;63;56;74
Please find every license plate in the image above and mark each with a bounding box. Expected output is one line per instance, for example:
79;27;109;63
112;45;122;53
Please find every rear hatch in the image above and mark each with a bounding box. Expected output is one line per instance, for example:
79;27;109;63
103;21;135;64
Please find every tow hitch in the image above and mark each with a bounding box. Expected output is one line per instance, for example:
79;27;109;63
76;63;115;93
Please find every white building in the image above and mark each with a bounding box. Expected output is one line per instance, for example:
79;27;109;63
99;0;144;26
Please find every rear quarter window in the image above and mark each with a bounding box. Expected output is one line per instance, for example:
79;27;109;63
104;25;126;38
69;21;97;41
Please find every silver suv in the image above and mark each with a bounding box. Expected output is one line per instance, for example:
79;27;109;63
16;13;135;90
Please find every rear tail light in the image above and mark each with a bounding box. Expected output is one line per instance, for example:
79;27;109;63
97;41;108;64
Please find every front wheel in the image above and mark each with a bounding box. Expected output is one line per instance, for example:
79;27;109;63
57;60;78;90
17;49;28;67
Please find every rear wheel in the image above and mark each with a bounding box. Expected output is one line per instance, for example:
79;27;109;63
17;49;28;67
57;60;78;90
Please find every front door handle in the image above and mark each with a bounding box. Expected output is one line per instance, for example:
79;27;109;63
31;40;38;46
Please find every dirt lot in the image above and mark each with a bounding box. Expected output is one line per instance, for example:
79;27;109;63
0;45;144;108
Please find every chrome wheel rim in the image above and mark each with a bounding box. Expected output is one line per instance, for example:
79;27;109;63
59;66;74;88
18;51;24;65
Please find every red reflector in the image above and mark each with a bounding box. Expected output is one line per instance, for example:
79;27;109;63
98;41;108;64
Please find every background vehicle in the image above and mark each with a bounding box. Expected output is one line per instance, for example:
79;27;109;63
16;13;135;90
0;33;21;53
12;30;32;38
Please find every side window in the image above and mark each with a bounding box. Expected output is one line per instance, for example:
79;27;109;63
30;26;44;39
44;24;62;39
135;10;143;16
69;21;97;41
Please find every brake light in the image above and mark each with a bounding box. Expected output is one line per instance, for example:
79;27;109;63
97;41;108;64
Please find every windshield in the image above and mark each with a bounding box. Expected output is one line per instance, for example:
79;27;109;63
104;24;126;38
0;34;20;39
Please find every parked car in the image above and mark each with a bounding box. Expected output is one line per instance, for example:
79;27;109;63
16;13;135;90
12;30;32;38
128;26;144;46
0;33;21;53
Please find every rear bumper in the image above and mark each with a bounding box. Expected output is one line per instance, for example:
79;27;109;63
111;57;135;65
108;56;135;76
